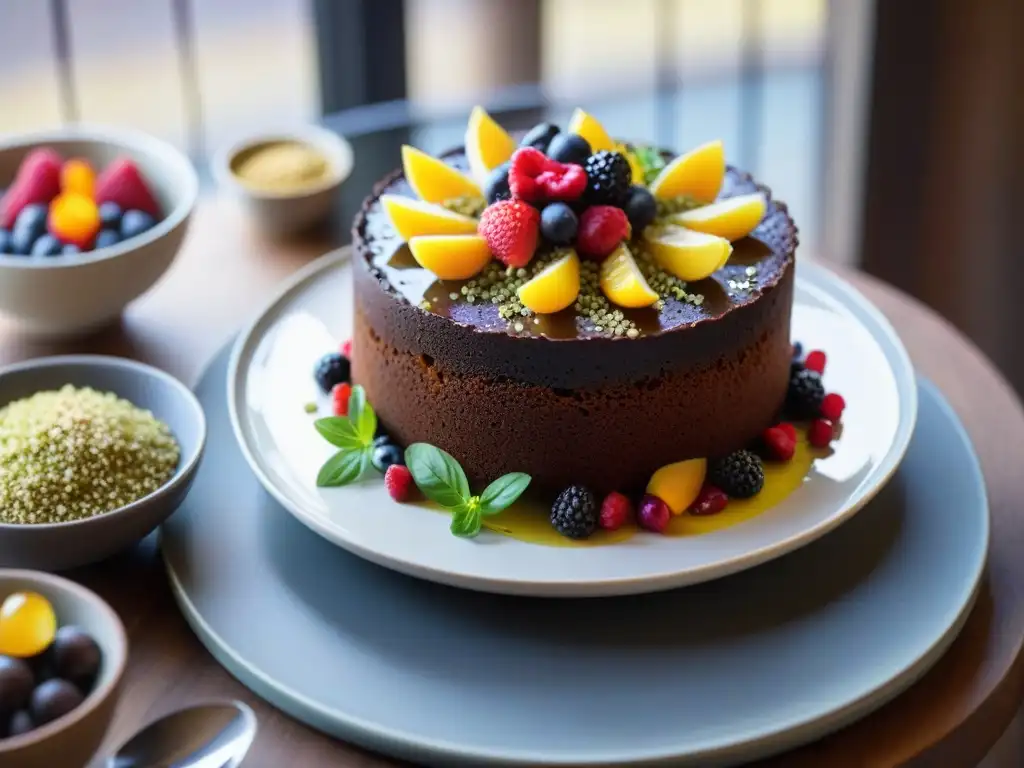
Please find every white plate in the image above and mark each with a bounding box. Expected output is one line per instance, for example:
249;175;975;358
228;249;917;597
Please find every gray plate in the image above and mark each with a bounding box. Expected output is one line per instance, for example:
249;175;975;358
162;345;988;767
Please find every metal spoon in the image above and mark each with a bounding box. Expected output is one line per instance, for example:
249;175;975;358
107;701;257;768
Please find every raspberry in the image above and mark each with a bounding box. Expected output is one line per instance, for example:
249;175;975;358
804;350;826;374
808;418;835;448
478;199;540;268
761;426;796;461
385;465;415;502
776;422;797;442
599;491;632;531
637;494;671;533
820;392;846;422
508;147;587;203
340;339;353;358
689;485;729;516
331;382;352;416
576;205;630;260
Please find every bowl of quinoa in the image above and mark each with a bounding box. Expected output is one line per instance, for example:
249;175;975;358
0;355;206;571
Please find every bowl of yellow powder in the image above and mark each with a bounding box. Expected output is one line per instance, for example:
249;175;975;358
0;356;206;571
213;125;353;237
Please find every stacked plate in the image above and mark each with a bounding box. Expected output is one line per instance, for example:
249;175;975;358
162;250;988;767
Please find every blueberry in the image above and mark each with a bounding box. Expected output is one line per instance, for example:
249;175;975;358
547;133;591;165
98;201;123;229
792;341;803;359
484;162;511;204
6;710;34;738
624;185;657;232
313;352;350;394
0;656;34;715
30;234;63;257
540;203;578;245
10;204;48;254
50;627;102;692
372;434;393;449
29;679;83;726
95;229;121;250
0;228;11;254
519;122;560;153
62;243;81;255
371;442;404;472
120;210;157;240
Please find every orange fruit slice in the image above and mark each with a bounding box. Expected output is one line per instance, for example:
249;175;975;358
466;106;516;184
643;224;732;281
381;195;479;241
647;459;707;515
401;145;481;204
567;109;616;152
517;250;581;314
408;235;492;280
648;140;725;203
669;193;766;242
599;243;659;308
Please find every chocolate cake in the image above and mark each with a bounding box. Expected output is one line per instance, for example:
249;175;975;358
351;116;797;496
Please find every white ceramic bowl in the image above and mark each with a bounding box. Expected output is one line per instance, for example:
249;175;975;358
212;125;353;237
0;126;198;337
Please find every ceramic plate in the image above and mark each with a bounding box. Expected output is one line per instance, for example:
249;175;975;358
227;250;917;597
167;346;985;767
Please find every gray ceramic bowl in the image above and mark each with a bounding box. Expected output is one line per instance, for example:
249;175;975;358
0;569;128;768
0;356;206;571
0;126;198;337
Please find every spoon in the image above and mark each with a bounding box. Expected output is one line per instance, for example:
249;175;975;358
107;701;257;768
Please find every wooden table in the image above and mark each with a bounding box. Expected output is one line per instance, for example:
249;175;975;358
3;198;1020;767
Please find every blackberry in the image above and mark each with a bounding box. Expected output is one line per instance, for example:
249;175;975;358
313;352;351;394
709;450;764;499
583;151;632;206
550;485;599;539
786;368;825;419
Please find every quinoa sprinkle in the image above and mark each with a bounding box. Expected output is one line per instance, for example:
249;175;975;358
0;386;180;525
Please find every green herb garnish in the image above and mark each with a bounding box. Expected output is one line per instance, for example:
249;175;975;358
314;385;378;487
633;145;666;185
404;442;531;538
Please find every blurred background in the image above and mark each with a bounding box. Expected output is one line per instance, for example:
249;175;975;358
0;0;1022;393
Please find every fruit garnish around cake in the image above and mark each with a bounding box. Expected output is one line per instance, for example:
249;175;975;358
409;234;493;280
647;139;725;203
599;243;658;308
401;145;481;203
381;195;478;240
668;193;767;242
567;108;616;153
465;106;517;185
646;458;707;515
643;223;733;281
517;249;580;314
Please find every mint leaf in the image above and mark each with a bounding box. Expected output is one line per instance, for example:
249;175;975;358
449;501;482;538
316;448;366;487
349;386;377;444
478;472;531;515
405;443;470;508
634;145;666;185
314;417;363;450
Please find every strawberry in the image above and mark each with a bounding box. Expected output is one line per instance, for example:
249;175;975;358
508;148;587;203
95;157;161;218
576;205;630;260
0;149;62;229
478;199;539;268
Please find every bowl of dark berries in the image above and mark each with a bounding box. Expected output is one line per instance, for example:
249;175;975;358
0;570;127;768
0;126;198;337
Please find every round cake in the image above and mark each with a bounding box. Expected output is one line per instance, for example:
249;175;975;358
351;110;797;496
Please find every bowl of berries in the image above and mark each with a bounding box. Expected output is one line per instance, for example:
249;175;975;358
0;570;127;768
0;126;198;337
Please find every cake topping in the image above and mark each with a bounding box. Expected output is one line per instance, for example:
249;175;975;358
483;162;512;204
647;139;725;202
566;108;616;153
401;144;481;203
519;122;561;154
576;205;630;260
539;202;579;245
546;133;592;165
623;185;658;232
409;234;492;280
669;192;767;242
478;199;539;268
465;105;517;184
598;243;658;309
508;148;587;203
643;223;732;282
582;150;632;207
380;195;478;240
517;249;581;314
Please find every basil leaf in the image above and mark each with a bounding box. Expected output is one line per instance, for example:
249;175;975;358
405;443;470;509
354;395;377;444
449;503;482;538
314;417;362;449
316;448;366;487
347;385;366;426
478;472;531;515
